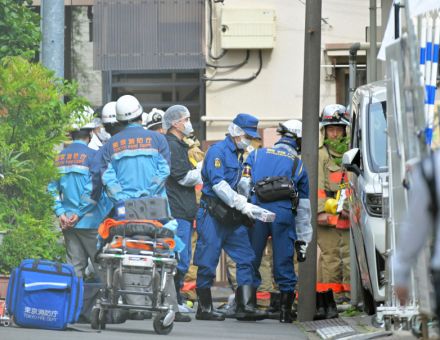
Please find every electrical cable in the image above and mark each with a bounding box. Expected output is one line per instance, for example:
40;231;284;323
202;50;263;82
207;0;227;60
206;50;250;69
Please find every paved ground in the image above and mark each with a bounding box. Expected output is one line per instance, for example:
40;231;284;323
0;286;430;339
0;318;307;340
1;311;425;340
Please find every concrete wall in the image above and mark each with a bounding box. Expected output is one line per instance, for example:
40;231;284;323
71;7;102;107
205;0;370;140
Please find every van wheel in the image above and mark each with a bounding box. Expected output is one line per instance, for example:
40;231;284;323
91;307;106;330
410;315;423;337
361;285;376;315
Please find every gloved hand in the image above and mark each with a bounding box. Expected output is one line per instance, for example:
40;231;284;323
237;177;251;197
241;202;258;219
324;198;338;215
233;194;249;211
295;240;308;262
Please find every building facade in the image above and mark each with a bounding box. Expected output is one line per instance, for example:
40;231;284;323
48;0;376;141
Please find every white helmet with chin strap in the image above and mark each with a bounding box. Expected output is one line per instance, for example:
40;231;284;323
116;95;143;122
101;101;117;124
277;119;302;139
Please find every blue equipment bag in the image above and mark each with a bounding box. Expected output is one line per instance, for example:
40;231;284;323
6;259;83;330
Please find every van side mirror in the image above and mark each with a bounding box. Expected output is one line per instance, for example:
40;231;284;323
342;148;361;176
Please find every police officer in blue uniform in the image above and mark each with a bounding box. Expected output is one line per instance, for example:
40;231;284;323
194;113;266;321
48;113;113;279
240;120;312;323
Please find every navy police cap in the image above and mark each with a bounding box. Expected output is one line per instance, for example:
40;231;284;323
232;113;260;139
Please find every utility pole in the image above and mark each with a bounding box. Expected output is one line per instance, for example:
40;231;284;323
298;0;321;322
41;0;65;79
369;0;378;82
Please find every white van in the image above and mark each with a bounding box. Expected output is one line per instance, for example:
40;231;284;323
342;81;387;314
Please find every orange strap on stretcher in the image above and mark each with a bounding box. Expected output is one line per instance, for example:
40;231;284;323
110;236;175;251
98;218;163;239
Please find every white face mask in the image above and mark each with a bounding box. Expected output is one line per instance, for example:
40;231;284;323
246;145;255;153
182;120;194;136
97;127;111;143
236;137;251;150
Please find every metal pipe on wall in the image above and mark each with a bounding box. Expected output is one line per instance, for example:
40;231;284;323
369;0;378;82
349;43;361;108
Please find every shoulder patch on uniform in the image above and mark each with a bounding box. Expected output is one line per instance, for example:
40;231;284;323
214;158;222;168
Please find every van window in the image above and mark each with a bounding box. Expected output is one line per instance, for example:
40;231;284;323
367;101;387;172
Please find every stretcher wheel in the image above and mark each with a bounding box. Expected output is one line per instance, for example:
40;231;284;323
410;315;423;338
153;313;173;335
371;314;384;328
91;307;106;330
384;316;392;331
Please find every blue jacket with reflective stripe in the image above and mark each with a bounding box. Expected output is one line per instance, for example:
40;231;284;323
48;140;113;229
95;124;171;203
245;141;309;212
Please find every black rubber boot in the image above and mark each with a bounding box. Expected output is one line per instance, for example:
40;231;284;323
174;312;191;322
266;292;281;319
174;271;183;306
235;285;267;321
195;288;225;321
279;292;295;323
325;289;339;319
314;292;327;320
216;297;237;318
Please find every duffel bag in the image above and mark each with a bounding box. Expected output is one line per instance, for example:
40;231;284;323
6;259;83;330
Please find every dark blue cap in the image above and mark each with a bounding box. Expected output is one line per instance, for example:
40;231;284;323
232;113;260;139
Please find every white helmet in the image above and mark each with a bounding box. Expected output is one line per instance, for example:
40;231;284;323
101;101;117;124
277;119;302;138
71;106;97;131
320;104;350;127
145;108;165;130
115;95;143;122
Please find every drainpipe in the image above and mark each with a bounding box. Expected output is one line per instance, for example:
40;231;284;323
349;43;361;107
369;0;377;82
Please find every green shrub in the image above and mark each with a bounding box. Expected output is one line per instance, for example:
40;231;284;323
0;214;65;274
0;0;40;60
0;56;88;274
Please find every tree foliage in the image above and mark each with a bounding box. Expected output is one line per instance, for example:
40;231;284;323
0;0;40;60
0;57;89;273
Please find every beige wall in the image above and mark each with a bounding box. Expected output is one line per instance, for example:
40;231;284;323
73;1;370;137
72;8;102;107
205;0;370;140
